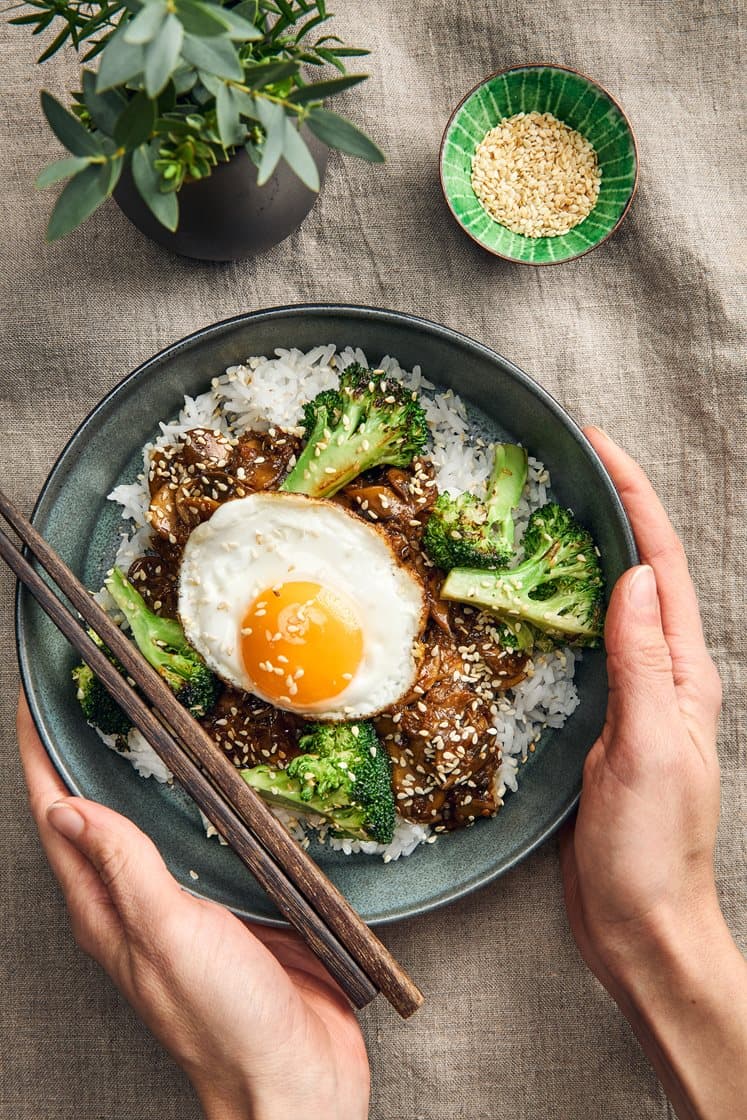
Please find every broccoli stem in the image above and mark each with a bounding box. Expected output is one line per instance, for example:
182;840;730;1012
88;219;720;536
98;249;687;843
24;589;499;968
106;567;195;686
282;418;383;498
441;565;602;643
486;443;528;548
241;765;371;840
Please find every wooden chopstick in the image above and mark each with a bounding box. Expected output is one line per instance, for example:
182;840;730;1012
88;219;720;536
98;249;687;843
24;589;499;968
1;489;423;1018
1;523;377;1009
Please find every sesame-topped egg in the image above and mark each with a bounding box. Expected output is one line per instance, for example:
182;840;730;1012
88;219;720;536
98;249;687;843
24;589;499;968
178;491;427;720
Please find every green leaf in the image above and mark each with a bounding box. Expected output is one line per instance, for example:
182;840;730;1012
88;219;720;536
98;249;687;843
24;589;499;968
46;162;111;241
294;11;328;40
256;101;284;184
245;138;262;168
234;0;259;18
216;84;245;147
287;73;367;104
132;143;179;230
41;91;102;157
114;91;157;148
322;45;369;57
124;0;168;44
180;32;243;79
211;5;262;40
174;0;231;37
306;107;384;162
311;47;345;74
36;156;93;189
97;29;145;92
37;24;72;63
172;64;198;94
145;15;184;97
81;70;126;136
241;59;299;88
231;87;260;118
196;70;224;96
103;153;125;196
282;119;319;191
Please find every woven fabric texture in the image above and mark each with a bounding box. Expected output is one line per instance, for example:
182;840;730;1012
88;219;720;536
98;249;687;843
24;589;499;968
0;1;744;1117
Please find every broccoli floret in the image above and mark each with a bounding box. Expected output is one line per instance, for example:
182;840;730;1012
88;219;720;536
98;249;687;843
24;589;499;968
440;502;605;647
423;443;528;571
72;655;132;738
241;720;396;844
105;567;219;718
282;363;429;498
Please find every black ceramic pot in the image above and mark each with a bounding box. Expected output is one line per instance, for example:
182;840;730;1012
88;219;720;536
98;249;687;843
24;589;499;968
114;131;328;261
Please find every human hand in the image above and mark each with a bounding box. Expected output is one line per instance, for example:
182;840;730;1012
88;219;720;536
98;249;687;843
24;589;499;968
561;426;723;974
560;427;746;1119
17;694;370;1120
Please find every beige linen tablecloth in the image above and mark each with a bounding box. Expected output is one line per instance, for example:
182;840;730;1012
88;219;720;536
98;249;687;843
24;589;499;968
1;2;744;1116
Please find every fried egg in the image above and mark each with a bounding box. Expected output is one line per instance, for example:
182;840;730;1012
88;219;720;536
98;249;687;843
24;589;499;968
178;491;427;719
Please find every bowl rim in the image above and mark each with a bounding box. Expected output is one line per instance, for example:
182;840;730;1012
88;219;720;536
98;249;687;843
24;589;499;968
439;61;640;267
16;303;637;925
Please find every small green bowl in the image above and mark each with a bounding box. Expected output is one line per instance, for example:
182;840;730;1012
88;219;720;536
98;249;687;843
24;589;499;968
440;63;638;265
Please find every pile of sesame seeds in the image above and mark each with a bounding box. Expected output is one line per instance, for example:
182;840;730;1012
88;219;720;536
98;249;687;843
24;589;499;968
471;111;601;238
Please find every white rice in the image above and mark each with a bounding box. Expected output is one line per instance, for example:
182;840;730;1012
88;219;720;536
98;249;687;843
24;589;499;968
99;346;579;861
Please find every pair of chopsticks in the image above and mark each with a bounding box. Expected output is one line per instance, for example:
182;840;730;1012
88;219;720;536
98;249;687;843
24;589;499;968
0;488;423;1018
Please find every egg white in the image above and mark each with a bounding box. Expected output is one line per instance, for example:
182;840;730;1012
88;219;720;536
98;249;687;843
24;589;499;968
178;491;427;719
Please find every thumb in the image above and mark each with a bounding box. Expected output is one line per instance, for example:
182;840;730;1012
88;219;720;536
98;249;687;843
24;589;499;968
46;797;181;941
604;564;678;722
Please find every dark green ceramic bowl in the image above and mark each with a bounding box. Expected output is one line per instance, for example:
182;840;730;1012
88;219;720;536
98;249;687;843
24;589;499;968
440;64;639;265
16;305;636;925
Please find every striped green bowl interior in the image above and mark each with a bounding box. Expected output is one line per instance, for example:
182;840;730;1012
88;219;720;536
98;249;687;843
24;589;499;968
441;65;638;264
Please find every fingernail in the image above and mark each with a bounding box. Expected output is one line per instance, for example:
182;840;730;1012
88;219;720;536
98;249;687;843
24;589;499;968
47;800;85;841
628;565;657;613
586;424;613;441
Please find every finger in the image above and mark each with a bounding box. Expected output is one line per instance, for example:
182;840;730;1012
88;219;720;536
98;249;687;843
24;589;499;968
603;566;680;748
585;428;708;655
17;692;122;959
18;689;71;816
45;796;184;948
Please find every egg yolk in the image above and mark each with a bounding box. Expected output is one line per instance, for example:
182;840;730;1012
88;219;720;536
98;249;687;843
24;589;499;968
240;581;364;706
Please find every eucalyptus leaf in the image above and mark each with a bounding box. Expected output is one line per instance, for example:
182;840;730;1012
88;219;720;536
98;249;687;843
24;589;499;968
124;0;168;45
41;91;102;157
287;73;367;104
216;84;245;147
256;101;284;184
145;15;184;97
132;143;179;230
172;65;198;94
114;91;157;148
212;6;262;40
36;155;93;189
241;59;299;88
46;162;111;240
197;70;224;96
251;95;278;131
245;138;262;168
81;70;127;135
228;86;258;118
96;29;145;92
180;32;243;79
306;107;384;162
282;119;319;191
174;0;231;38
103;153;124;195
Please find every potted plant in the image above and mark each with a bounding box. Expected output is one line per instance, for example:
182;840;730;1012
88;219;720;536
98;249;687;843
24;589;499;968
10;0;384;259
